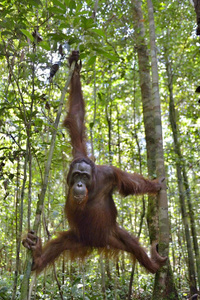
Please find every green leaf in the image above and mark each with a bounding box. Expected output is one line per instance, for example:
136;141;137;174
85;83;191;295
73;17;81;27
87;55;96;66
81;16;94;30
0;18;14;30
68;36;82;45
27;0;42;6
34;118;43;127
20;29;34;42
91;28;106;38
53;0;66;11
1;30;12;37
48;6;65;14
95;49;119;62
69;0;76;10
39;41;51;51
48;32;68;41
64;0;70;6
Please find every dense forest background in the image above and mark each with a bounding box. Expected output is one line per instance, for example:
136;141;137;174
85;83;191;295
0;0;200;299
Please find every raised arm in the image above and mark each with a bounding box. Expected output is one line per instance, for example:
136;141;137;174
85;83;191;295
63;50;87;158
111;166;163;196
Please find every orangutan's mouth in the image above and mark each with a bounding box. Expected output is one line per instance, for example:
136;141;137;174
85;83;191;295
74;195;86;204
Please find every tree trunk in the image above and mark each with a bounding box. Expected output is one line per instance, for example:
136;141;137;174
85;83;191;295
11;155;21;300
131;0;158;240
193;0;200;35
182;167;200;290
20;62;76;300
100;256;107;300
166;57;197;295
128;75;145;299
147;1;179;298
131;0;179;298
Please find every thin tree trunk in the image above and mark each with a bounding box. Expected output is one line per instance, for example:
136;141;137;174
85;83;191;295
100;255;107;300
106;85;112;165
183;166;200;289
131;0;159;243
53;264;64;300
147;1;179;299
147;0;169;249
131;0;179;298
89;64;97;159
128;65;145;299
20;61;76;300
28;142;32;231
166;58;197;295
11;155;21;300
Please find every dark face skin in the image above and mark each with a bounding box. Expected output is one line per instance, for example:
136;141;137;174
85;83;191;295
68;161;92;203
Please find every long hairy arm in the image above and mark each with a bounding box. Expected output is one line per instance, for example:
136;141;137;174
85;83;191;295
111;166;162;196
63;51;87;158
